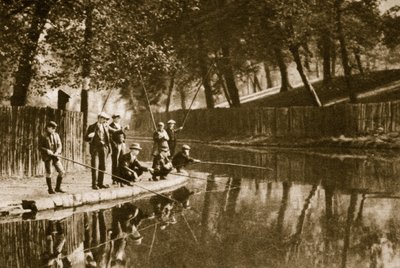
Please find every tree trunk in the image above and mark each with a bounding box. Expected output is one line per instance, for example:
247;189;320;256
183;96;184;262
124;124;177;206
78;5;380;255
197;32;214;109
331;44;337;77
322;31;332;84
290;45;322;107
81;0;93;159
10;0;52;106
315;55;320;78
354;49;364;75
179;87;187;110
221;45;240;107
252;73;262;92
335;0;355;102
165;72;175;112
263;62;273;88
274;48;291;92
342;192;357;268
217;71;232;106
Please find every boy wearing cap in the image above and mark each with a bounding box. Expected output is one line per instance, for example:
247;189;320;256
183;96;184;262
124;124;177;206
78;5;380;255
166;119;183;156
39;121;66;194
85;112;112;190
172;144;200;172
151;144;173;181
109;114;129;184
152;122;169;156
118;143;153;185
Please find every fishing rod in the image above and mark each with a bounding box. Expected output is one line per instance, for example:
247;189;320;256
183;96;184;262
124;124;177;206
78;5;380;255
194;161;273;171
138;70;157;131
43;150;179;203
181;63;215;129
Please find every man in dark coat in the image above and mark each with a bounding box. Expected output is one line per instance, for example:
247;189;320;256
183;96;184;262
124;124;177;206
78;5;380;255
109;114;129;184
172;144;200;172
39;121;66;194
118;143;153;186
85;112;112;190
152;144;173;181
165;119;183;156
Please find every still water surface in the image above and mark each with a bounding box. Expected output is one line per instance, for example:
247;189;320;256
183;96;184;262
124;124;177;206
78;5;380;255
1;143;400;267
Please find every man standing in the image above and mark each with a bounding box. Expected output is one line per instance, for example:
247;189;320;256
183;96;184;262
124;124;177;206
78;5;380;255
172;144;200;172
118;143;153;186
39;121;66;194
165;119;183;156
109;114;129;184
152;144;173;181
85;112;112;190
152;122;169;156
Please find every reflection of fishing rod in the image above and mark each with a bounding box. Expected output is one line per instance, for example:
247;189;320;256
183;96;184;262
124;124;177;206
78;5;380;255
194;161;273;171
42;149;179;203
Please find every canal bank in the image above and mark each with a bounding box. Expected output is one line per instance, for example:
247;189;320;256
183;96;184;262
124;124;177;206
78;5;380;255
0;168;188;215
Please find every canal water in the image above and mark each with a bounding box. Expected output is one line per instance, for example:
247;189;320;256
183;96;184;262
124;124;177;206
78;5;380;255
1;142;400;267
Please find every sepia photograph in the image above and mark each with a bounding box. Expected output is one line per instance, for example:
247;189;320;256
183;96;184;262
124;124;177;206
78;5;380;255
1;0;400;267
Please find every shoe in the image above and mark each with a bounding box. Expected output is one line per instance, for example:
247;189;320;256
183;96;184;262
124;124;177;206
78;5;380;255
151;177;159;181
92;185;99;190
48;189;55;194
160;176;167;180
98;184;110;189
55;188;66;193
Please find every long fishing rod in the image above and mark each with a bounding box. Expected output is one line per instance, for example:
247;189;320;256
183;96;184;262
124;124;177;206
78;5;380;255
100;84;115;113
181;64;215;128
194;161;273;171
138;70;157;131
45;151;179;203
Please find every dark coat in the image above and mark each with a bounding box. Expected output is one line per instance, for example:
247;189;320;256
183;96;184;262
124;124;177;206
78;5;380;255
39;132;62;161
172;151;195;168
165;127;181;142
119;152;149;174
85;122;111;154
109;122;126;145
152;154;173;173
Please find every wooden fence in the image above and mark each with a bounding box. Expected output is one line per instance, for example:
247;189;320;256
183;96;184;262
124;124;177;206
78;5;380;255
0;106;84;178
131;101;400;139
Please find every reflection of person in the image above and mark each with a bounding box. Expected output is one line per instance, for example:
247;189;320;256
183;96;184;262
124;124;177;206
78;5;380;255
172;144;200;172
150;186;194;229
109;114;128;185
152;122;169;156
42;220;70;267
118;143;153;185
165;120;183;156
39;121;66;194
85;112;112;190
152;145;173;181
111;203;149;265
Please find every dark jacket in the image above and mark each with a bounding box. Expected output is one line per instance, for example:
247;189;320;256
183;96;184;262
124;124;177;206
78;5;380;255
39;132;62;161
109;122;126;145
119;152;149;174
152;154;173;173
165;127;181;142
172;151;195;168
85;122;111;154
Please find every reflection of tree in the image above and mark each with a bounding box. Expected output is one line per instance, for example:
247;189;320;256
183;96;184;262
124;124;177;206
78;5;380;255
341;192;358;268
286;184;318;260
277;181;292;236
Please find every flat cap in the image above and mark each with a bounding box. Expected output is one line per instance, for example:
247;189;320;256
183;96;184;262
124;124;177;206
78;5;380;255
98;112;110;119
167;119;176;124
157;122;164;126
47;121;58;128
129;143;142;150
160;144;169;151
182;144;191;150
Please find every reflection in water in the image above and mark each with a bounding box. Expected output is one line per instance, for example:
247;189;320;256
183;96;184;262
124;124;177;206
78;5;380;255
4;146;400;267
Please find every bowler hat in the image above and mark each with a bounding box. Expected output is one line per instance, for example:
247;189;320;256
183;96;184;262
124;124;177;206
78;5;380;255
47;121;57;128
182;144;191;150
112;114;120;119
129;143;142;150
167;119;176;124
98;112;110;119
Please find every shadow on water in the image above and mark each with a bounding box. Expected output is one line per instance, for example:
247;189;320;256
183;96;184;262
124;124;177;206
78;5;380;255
2;144;400;267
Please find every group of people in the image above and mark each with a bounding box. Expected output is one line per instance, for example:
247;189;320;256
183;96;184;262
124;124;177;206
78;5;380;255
40;112;200;194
